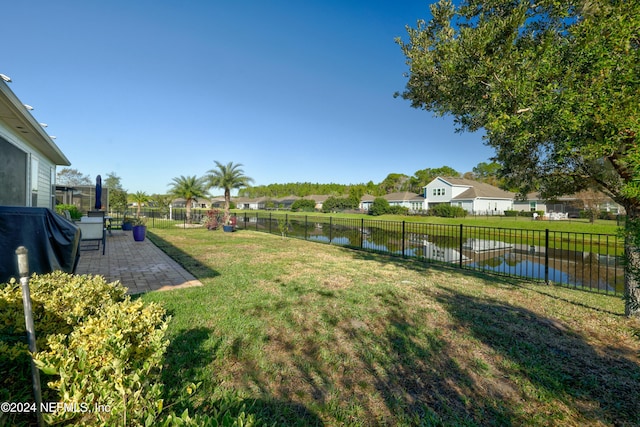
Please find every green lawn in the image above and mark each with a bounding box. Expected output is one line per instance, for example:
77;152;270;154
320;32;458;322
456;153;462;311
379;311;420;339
232;209;622;235
142;228;639;426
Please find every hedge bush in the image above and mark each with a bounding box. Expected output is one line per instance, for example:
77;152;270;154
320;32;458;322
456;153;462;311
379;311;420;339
321;196;359;213
428;204;467;218
388;205;409;215
1;273;261;426
54;204;82;220
1;272;167;426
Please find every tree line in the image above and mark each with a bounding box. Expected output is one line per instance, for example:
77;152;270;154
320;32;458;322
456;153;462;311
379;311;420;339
237;162;503;198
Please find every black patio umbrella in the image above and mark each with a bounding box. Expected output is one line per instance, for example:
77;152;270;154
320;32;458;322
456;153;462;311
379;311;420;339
95;175;102;210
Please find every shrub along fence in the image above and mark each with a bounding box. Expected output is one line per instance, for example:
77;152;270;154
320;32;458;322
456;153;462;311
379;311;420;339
124;209;624;296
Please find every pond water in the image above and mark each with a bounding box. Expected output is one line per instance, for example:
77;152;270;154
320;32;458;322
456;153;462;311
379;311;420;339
244;217;624;294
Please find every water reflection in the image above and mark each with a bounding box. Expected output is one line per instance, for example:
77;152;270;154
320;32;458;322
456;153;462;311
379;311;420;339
241;217;623;294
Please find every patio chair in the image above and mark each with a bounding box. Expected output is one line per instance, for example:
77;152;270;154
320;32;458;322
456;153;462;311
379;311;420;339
77;216;106;255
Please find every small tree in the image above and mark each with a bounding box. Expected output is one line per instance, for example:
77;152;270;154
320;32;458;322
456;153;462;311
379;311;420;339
291;199;316;212
129;191;149;218
321;196;358;213
370;197;390;216
575;189;610;224
56;168;92;186
206;161;254;225
109;189;128;214
277;219;290;239
104;172;123;190
168;176;208;224
151;194;173;219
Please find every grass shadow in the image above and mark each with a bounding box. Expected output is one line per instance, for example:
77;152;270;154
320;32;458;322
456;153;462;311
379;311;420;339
147;231;219;279
431;287;640;425
342;245;623;315
231;276;519;424
161;325;325;425
340;287;519;425
161;326;220;404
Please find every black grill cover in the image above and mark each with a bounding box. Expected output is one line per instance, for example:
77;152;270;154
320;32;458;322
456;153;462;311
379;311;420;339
0;206;81;284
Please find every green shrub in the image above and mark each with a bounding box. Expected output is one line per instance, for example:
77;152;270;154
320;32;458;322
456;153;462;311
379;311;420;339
322;196;358;213
55;204;82;220
429;204;467;218
504;210;519;217
0;273;262;426
291;199;316;212
0;272;168;426
369;197;390;216
388;205;409;215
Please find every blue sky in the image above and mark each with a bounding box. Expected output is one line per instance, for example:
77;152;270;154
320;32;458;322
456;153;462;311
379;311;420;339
2;0;495;195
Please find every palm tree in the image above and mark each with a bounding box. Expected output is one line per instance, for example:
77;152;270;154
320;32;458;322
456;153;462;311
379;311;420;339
168;176;208;224
206;161;254;225
129;191;149;218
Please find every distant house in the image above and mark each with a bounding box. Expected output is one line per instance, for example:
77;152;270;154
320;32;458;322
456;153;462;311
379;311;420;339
513;192;624;216
171;198;204;209
513;193;570;215
0;78;70;207
234;196;268;210
423;177;514;215
209;196;226;209
383;192;426;212
274;195;299;209
359;194;376;212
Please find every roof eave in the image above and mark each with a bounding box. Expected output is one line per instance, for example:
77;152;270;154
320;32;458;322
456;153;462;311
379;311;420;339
0;80;71;166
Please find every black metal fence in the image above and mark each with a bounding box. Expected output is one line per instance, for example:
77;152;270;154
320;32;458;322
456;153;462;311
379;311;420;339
233;212;624;296
121;209;624;296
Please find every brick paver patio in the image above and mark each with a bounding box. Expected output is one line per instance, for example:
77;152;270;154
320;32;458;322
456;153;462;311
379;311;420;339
74;229;202;294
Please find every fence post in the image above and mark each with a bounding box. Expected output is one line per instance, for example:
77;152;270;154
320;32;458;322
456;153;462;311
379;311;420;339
361;218;364;248
545;229;550;284
269;212;272;234
459;224;464;268
402;221;406;258
329;217;333;244
305;215;308;240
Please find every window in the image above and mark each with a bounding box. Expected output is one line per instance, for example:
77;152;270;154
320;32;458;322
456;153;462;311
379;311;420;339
0;137;28;206
31;157;39;206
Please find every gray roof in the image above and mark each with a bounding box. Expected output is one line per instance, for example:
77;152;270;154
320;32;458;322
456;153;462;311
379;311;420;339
383;192;425;202
434;177;515;200
302;194;330;203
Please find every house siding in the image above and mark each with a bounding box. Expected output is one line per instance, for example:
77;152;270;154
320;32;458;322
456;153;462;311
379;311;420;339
424;177;515;214
34;157;54;208
0;128;56;207
1;81;69;207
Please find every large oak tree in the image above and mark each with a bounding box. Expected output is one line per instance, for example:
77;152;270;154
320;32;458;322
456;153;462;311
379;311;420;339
396;0;640;315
